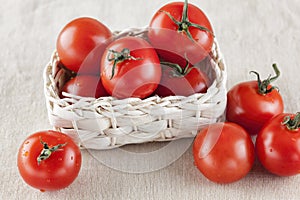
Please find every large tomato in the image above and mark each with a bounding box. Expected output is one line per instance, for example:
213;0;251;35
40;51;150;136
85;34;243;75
226;64;284;135
148;0;214;65
100;36;161;99
256;112;300;176
193;122;255;184
56;17;112;75
154;60;209;97
60;75;108;98
17;131;82;191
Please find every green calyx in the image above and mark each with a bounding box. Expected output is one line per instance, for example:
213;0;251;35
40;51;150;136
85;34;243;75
37;137;67;165
250;63;280;95
160;0;214;42
282;112;300;131
160;60;194;77
107;48;141;79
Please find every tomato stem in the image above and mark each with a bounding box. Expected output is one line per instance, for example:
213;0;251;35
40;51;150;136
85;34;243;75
107;48;141;79
250;63;280;95
37;137;67;165
282;112;300;131
160;60;194;77
181;0;189;23
159;0;214;42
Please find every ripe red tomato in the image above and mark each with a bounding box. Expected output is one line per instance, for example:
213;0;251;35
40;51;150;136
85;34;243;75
60;75;108;98
148;0;214;65
100;36;161;99
226;64;284;135
56;17;112;75
17;130;82;191
154;60;209;97
193;122;255;184
256;112;300;176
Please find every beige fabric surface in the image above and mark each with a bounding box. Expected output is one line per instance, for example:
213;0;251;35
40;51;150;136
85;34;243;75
1;0;300;199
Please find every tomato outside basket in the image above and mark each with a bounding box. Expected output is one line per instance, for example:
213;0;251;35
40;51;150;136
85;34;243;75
43;27;227;150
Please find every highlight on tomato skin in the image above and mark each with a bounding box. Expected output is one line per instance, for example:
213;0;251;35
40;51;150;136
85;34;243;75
193;122;255;184
255;112;300;177
226;64;284;135
100;36;162;99
154;60;209;97
60;75;109;99
148;0;214;65
17;130;82;191
56;17;113;75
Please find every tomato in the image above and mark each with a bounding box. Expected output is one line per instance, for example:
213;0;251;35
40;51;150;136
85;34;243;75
60;75;108;98
256;112;300;176
17;130;82;191
57;17;112;75
154;60;209;97
226;64;284;135
193;122;255;183
148;0;214;65
100;36;161;99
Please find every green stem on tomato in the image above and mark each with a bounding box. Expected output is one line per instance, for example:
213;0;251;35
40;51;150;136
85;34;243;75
159;0;214;42
181;0;189;23
282;112;300;131
37;137;67;165
107;48;142;79
160;60;194;77
250;63;280;95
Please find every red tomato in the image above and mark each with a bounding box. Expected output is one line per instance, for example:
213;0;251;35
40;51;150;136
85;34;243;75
60;75;108;98
100;36;161;99
57;17;112;75
148;0;214;65
154;61;209;97
256;112;300;176
226;64;284;135
193;122;255;183
17;130;81;191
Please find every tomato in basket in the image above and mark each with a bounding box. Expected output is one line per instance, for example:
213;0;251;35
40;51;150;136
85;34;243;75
17;130;81;191
60;75;108;98
193;122;255;183
226;64;284;135
148;0;214;65
100;36;161;99
256;112;300;176
57;17;112;75
154;59;209;97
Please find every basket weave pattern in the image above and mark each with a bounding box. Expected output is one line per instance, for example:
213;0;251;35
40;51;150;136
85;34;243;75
43;28;227;150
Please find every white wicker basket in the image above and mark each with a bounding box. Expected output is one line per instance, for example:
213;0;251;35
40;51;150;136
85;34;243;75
43;27;227;150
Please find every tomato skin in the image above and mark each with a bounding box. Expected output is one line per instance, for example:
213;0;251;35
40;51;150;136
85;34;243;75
154;63;209;97
60;75;108;98
226;81;284;135
17;131;81;191
148;2;214;65
256;113;300;176
100;36;161;99
193;122;255;183
57;17;112;75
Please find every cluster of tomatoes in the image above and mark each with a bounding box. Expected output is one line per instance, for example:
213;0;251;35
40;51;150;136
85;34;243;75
193;63;300;183
57;0;214;99
18;0;216;192
17;0;300;193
